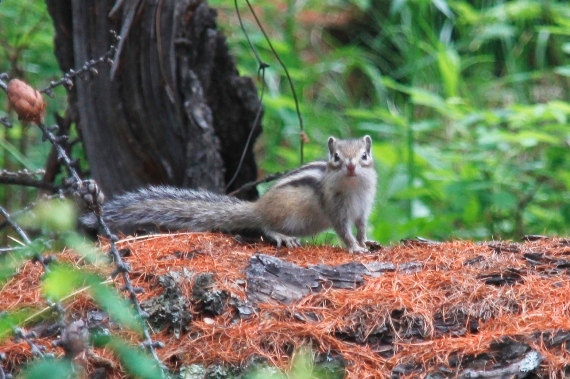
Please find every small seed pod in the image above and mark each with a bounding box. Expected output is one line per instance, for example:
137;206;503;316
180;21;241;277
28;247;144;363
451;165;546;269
300;131;311;144
7;79;46;124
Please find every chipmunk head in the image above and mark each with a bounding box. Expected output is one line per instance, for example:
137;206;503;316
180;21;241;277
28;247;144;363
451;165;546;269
328;135;373;177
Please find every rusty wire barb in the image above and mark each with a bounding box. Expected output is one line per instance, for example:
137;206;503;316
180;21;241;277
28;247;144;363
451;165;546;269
12;328;51;359
36;122;82;183
0;192;62;236
0;206;54;271
0;30;166;376
40;31;120;97
0;206;31;245
0;353;8;379
0;169;58;191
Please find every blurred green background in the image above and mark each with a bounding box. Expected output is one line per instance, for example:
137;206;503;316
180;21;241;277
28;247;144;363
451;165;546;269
2;0;570;244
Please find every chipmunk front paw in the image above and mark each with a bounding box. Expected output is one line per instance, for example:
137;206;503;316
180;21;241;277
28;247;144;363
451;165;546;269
348;245;369;254
265;231;301;249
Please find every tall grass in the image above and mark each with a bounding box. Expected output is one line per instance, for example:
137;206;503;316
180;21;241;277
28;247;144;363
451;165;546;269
215;0;570;243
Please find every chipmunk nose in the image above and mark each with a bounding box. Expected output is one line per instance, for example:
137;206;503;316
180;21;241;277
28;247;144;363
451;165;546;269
346;162;356;176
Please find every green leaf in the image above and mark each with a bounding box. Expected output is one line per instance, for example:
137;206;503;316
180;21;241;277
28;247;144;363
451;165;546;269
42;265;84;301
90;282;144;335
107;338;164;379
289;347;315;379
437;45;460;98
246;365;285;379
412;199;432;218
19;358;74;379
63;233;108;266
42;265;143;334
18;199;77;233
492;191;518;211
410;88;447;114
0;309;34;342
264;95;300;111
473;24;516;46
554;66;570;77
350;0;371;11
390;0;408;16
0;241;44;285
385;170;410;198
431;0;454;19
450;2;479;24
0;136;37;170
345;107;407;128
463;196;482;225
372;143;400;167
483;0;542;22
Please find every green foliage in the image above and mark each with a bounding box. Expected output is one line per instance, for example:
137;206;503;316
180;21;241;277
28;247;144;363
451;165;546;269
0;309;33;342
17;358;74;379
41;264;143;336
89;278;144;335
18;198;78;233
0;0;66;214
214;0;570;243
0;1;58;79
2;199;148;376
0;240;44;285
102;337;165;379
247;347;343;379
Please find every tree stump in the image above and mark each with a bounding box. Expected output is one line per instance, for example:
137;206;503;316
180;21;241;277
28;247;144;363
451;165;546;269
45;0;261;199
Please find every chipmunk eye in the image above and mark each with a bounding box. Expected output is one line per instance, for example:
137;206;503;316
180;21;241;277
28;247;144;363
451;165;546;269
361;152;367;160
334;153;340;162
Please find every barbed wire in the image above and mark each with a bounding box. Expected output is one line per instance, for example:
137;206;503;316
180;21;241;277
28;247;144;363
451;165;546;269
0;169;58;191
0;352;11;379
39;31;119;97
0;31;167;377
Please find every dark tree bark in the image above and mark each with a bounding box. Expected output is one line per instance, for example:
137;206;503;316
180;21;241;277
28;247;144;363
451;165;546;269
45;0;261;199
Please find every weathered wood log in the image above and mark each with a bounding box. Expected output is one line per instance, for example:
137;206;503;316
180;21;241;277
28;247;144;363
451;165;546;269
245;254;399;304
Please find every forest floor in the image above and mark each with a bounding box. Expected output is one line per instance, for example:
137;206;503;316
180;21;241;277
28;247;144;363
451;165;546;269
2;233;570;378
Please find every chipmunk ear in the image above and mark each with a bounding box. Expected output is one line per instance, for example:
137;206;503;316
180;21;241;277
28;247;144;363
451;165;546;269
328;136;337;156
363;135;372;154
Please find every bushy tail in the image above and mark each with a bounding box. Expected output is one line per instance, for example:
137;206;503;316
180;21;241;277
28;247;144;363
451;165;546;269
81;186;259;234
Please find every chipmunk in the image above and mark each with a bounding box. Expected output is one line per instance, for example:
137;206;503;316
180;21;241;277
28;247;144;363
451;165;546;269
83;136;377;253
